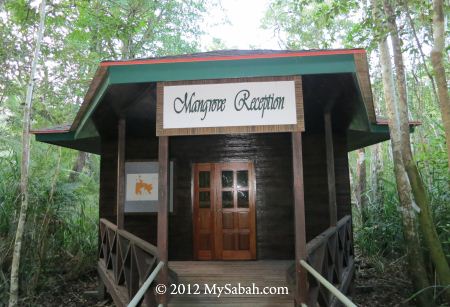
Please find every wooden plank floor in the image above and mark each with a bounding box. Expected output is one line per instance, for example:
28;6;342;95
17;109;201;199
168;260;295;307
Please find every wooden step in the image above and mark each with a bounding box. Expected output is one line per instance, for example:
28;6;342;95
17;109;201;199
168;260;295;306
168;296;294;306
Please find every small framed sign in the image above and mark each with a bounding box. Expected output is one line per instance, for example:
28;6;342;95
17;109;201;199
124;161;174;213
156;75;304;136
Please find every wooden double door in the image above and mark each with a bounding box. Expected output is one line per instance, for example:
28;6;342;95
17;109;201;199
193;162;256;260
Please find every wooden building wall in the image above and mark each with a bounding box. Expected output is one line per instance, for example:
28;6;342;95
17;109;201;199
303;133;351;241
99;129;352;260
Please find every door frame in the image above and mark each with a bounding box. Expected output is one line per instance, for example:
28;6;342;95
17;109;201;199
192;161;256;260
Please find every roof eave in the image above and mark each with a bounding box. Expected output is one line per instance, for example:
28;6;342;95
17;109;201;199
347;121;420;152
32;130;100;154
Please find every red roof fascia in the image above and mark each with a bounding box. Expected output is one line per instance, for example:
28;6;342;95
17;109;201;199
30;127;71;134
100;49;367;67
376;119;422;126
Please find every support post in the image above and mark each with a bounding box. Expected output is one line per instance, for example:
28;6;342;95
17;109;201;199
116;117;126;229
157;136;169;305
324;111;337;226
115;118;126;283
291;132;308;305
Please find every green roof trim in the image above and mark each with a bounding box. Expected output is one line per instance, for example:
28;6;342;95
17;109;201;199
74;74;110;139
369;123;390;133
35;131;100;154
349;73;371;131
35;131;76;142
108;54;356;84
347;122;418;151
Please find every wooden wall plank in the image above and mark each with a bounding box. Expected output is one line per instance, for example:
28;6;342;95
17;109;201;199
302;134;329;241
334;134;352;219
324;111;337;227
100;139;118;223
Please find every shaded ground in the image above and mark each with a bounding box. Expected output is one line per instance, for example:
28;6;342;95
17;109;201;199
352;254;416;307
23;271;114;307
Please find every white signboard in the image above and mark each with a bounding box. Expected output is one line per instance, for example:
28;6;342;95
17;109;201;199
156;76;304;136
162;80;297;129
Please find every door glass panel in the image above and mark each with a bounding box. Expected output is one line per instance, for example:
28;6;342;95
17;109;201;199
199;191;210;208
199;171;210;188
222;191;233;208
237;170;248;188
237;190;249;208
221;171;233;188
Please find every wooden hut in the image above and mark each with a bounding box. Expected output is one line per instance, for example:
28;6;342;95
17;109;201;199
32;49;412;306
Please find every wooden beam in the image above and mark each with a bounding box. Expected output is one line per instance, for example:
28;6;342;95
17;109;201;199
116;118;126;229
324;111;337;226
291;132;308;305
115;118;126;284
157;136;169;305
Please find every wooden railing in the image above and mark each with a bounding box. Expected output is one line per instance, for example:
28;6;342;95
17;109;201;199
305;215;355;307
98;218;159;307
129;261;165;307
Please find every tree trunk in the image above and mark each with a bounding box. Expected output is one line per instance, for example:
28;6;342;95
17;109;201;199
370;144;383;206
356;148;368;224
68;151;88;181
9;1;46;306
385;1;450;301
431;0;450;164
374;0;433;305
378;32;434;306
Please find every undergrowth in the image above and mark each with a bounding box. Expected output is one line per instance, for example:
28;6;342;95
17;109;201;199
0;137;99;305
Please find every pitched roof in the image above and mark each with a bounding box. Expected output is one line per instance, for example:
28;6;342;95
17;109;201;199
69;48;372;133
31;48;418;153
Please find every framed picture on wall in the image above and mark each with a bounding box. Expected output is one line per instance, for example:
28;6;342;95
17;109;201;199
124;161;174;213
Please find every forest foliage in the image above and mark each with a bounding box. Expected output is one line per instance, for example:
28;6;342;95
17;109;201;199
264;0;450;303
0;0;209;304
0;0;449;305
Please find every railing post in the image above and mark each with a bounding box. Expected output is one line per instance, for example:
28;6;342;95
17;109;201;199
300;260;357;307
157;136;169;305
291;132;308;305
305;215;354;306
98;219;161;307
128;261;165;307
